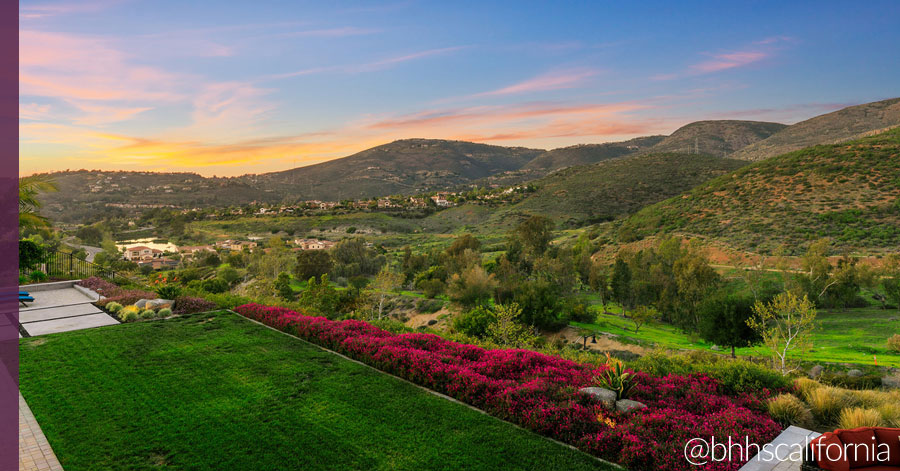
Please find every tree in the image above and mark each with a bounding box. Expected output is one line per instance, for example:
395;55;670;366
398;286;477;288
348;276;370;296
485;303;537;348
512;278;563;329
452;306;494;338
332;237;385;277
630;305;658;333
295;250;333;280
747;291;817;375
698;293;761;358
369;267;404;319
218;265;241;285
588;262;610;313
673;251;720;331
878;255;900;313
447;265;497;308
19;239;45;271
297;274;340;318
274;272;294;300
795;239;838;305
19;175;57;230
511;215;554;258
75;225;104;246
610;256;632;309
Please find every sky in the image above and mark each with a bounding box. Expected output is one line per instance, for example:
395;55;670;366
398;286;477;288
19;0;900;177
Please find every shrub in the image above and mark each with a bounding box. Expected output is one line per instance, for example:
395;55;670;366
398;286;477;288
173;296;217;314
593;354;635;400
155;285;181;300
767;394;813;428
820;372;882;390
157;308;173;317
888;334;900;353
837;407;884;429
628;351;789;395
418;279;445;299
805;386;851;426
29;270;48;282
452;306;494;337
794;378;822;398
201;278;229;294
105;302;123;313
877;403;900;427
119;305;141;322
140;309;157;319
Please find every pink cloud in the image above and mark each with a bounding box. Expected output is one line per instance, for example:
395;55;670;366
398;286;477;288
473;68;599;97
691;51;768;73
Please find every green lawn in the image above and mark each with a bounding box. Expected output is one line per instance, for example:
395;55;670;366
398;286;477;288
573;304;900;368
19;311;614;471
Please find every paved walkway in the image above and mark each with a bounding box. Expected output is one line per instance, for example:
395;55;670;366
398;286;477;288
740;426;821;471
19;282;118;337
19;393;63;471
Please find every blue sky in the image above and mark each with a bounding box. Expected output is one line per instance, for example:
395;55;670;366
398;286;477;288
19;0;900;176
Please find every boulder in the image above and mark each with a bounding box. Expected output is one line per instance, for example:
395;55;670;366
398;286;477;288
882;374;900;389
847;369;863;377
808;365;824;379
579;387;617;409
710;345;722;351
135;298;173;310
427;319;438;326
615;399;647;414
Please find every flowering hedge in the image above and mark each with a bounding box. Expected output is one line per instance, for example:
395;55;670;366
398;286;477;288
77;277;156;307
234;303;781;470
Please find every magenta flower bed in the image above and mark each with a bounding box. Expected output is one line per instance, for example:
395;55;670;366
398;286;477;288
234;303;780;470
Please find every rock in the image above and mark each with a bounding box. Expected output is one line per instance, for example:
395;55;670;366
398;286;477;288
135;298;173;309
809;365;824;379
579;387;617;409
882;375;900;389
847;369;863;377
427;319;438;326
615;399;647;414
710;345;722;351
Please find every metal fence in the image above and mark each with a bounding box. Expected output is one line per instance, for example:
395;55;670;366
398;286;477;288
23;249;120;282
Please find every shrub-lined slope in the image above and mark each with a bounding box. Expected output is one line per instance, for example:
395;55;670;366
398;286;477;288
730;97;900;162
622;128;900;252
488;153;748;228
643;120;786;157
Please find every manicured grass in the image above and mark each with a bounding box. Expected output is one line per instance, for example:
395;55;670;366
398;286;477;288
573;304;900;367
19;311;613;471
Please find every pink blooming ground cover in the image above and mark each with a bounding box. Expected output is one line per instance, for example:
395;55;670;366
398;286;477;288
234;303;782;471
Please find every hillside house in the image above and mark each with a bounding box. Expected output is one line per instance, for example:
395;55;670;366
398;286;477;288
215;240;258;252
178;245;215;256
293;238;335;250
124;246;164;261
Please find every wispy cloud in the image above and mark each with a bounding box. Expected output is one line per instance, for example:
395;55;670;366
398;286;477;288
20;0;125;19
691;51;768;73
472;68;600;97
653;37;792;80
279;26;380;38
264;46;466;80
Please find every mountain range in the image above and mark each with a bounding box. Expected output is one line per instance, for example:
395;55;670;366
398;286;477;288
36;97;900;242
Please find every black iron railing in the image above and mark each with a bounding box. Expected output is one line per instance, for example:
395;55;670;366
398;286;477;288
23;249;120;282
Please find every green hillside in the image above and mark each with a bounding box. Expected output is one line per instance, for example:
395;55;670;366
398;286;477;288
522;135;665;172
730;97;900;161
643;120;786;157
622;128;900;252
482;153;748;229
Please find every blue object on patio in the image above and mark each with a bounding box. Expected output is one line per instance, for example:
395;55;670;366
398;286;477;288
19;295;35;306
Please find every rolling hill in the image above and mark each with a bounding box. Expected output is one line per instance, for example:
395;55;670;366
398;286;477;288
641;120;786;157
469;153;749;229
522;136;665;172
729;97;900;161
248;139;544;200
621;128;900;252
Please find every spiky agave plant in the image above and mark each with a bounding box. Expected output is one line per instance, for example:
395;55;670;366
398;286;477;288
594;352;635;400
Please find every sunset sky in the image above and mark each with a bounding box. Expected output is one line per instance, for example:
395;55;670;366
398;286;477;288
19;0;900;176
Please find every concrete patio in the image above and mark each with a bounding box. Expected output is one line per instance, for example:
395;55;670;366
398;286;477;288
19;281;118;337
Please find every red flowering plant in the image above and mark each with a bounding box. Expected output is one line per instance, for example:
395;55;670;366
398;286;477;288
149;273;181;299
234;303;781;470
